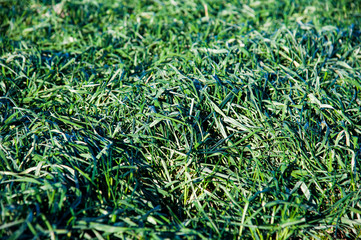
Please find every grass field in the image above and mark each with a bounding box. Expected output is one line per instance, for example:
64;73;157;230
1;0;361;239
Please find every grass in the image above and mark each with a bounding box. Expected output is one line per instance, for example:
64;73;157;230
0;0;361;239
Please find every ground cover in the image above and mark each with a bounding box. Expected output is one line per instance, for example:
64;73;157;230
1;0;361;239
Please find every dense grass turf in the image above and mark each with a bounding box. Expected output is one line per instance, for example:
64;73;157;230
1;0;361;239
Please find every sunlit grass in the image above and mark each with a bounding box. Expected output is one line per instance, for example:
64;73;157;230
1;0;361;239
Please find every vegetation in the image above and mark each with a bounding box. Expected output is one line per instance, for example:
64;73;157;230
1;0;361;239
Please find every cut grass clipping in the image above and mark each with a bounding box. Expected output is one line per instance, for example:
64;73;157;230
1;0;361;239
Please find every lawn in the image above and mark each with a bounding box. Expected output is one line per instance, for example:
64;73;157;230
1;0;361;239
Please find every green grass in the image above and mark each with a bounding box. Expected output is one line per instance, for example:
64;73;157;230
1;0;361;239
